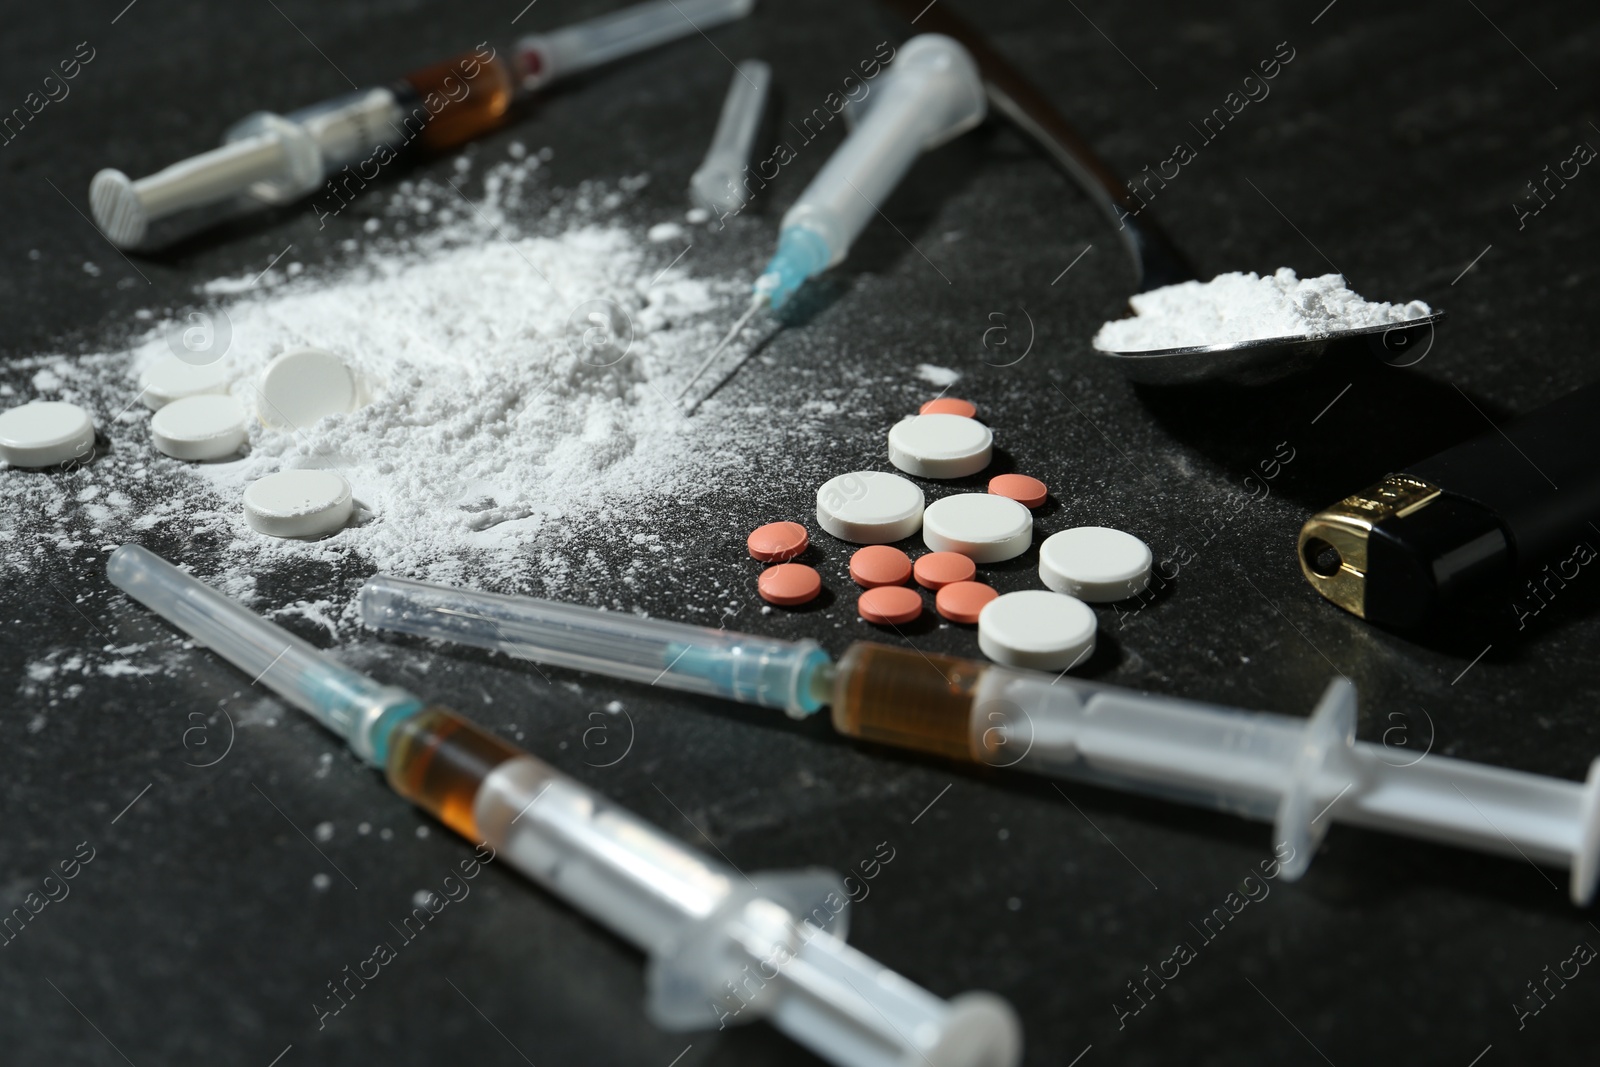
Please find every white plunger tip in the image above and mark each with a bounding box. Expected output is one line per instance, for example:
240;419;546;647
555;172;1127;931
90;168;148;249
925;992;1023;1067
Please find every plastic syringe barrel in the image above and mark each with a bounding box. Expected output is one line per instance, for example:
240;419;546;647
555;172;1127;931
358;575;832;718
470;754;1021;1067
106;545;421;765
89;88;405;249
757;34;984;307
517;0;755;89
830;642;1600;904
979;658;1600;904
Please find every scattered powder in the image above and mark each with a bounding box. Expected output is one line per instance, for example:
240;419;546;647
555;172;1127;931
270;600;342;641
20;646;161;688
916;363;960;387
1093;268;1432;351
1;147;833;626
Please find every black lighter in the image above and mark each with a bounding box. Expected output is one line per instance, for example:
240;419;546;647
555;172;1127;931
1298;381;1600;628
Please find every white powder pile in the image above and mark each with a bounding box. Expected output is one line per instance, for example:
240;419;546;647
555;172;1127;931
0;148;806;610
169;221;733;586
1093;267;1432;351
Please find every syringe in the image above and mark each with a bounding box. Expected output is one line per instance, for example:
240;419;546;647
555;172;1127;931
108;546;1021;1067
678;33;987;402
90;0;754;249
361;574;1600;905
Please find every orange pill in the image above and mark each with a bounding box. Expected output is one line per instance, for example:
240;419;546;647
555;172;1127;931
850;545;913;588
747;521;808;562
913;551;977;590
758;563;822;606
988;473;1048;509
858;585;923;625
935;580;998;624
920;397;978;418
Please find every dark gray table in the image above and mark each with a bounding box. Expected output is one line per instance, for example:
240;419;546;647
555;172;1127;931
4;1;1598;1064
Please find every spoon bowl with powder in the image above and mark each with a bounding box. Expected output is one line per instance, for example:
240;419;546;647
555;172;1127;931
1091;268;1443;385
871;0;1441;385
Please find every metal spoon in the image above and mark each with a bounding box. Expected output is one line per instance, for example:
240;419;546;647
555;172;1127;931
1098;312;1447;385
879;0;1442;385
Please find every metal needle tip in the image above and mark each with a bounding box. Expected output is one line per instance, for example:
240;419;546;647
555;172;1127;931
678;294;765;404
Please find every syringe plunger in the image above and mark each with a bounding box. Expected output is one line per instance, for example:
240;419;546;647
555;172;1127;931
469;751;1021;1067
833;643;1600;905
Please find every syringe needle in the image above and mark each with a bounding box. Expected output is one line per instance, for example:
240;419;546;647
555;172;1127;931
365;575;1600;907
677;295;763;403
673;35;986;406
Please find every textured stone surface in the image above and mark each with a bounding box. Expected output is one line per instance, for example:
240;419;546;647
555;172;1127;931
3;1;1598;1064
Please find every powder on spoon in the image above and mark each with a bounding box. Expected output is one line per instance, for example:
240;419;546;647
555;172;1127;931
1093;268;1432;352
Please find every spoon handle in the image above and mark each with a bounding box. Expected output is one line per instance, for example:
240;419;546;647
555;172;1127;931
878;0;1196;291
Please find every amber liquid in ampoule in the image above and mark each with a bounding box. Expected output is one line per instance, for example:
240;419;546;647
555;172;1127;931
395;48;516;155
386;707;522;840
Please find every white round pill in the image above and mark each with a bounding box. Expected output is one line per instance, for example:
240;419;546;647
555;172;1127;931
816;470;925;544
150;394;249;461
887;413;993;479
978;590;1097;671
244;469;353;538
138;355;234;410
1039;526;1154;602
255;347;358;430
0;401;96;468
922;493;1032;562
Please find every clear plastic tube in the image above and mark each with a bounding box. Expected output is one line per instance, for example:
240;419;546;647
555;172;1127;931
359;574;831;717
983;666;1600;890
518;0;755;89
91;0;757;248
106;545;421;764
690;59;771;215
